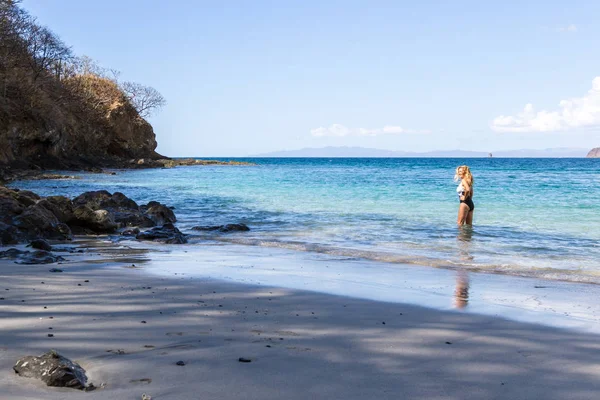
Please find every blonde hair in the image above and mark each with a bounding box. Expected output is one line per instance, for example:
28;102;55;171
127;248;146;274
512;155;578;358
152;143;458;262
454;165;474;186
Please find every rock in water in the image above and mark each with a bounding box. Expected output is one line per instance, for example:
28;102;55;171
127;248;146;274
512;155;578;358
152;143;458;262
142;201;177;226
136;223;187;244
192;223;250;233
13;350;88;389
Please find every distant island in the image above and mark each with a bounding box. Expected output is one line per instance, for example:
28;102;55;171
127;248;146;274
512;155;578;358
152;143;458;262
253;146;590;158
587;148;600;158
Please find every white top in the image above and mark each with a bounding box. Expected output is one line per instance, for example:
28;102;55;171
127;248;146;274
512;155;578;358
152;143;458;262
457;182;465;198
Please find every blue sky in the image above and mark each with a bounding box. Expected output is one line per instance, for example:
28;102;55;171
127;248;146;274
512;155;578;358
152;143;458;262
23;0;600;156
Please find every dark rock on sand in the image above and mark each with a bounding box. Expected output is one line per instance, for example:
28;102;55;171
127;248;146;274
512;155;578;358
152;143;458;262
27;239;52;251
192;223;250;233
0;221;21;244
136;223;187;244
37;196;75;224
13;350;88;390
0;248;65;264
0;187;26;224
121;227;141;236
72;206;118;233
72;191;155;228
12;204;73;240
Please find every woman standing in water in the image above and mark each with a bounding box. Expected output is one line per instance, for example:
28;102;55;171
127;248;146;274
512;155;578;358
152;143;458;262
455;165;474;225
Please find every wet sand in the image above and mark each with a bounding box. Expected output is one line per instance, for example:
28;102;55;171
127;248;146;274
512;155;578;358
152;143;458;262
2;252;600;400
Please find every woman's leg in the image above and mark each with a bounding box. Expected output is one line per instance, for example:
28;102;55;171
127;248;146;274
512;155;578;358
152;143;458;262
457;203;470;225
466;210;474;225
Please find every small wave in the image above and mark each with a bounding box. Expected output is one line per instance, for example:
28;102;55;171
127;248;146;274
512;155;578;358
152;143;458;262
188;236;600;285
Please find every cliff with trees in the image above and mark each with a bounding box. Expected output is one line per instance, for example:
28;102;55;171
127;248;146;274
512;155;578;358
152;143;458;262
0;0;166;176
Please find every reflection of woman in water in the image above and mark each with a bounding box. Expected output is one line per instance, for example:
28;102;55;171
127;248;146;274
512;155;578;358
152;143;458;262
454;269;470;309
454;219;473;308
455;165;474;226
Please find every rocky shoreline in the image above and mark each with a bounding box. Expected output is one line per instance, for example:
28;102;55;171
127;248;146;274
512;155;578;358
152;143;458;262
0;157;254;185
0;185;251;265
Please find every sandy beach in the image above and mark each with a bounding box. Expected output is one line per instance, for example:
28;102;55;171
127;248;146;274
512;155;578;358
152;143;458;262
2;243;600;400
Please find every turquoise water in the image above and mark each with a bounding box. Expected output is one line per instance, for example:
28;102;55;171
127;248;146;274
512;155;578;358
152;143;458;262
10;158;600;283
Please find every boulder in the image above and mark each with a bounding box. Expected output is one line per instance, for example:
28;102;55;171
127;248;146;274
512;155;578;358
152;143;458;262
13;189;41;207
27;239;52;251
13;350;88;390
107;191;139;210
12;204;72;240
121;227;140;236
192;223;250;233
136;223;187;244
142;201;177;226
15;190;41;201
0;248;64;264
0;188;24;224
113;210;154;228
37;196;75;224
55;223;73;240
71;191;153;229
0;221;21;244
72;206;118;233
72;190;113;210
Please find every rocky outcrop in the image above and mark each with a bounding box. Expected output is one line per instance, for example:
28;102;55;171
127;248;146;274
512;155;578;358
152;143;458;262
13;351;88;390
0;74;163;174
0;188;182;246
587;148;600;158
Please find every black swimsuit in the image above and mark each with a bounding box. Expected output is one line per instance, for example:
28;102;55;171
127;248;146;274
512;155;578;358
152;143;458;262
460;197;475;211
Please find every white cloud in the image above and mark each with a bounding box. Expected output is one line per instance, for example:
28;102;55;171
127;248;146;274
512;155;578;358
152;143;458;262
558;24;577;32
310;124;351;137
310;124;429;137
491;77;600;133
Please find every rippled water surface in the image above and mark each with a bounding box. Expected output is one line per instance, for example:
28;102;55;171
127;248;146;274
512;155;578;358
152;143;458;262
11;158;600;283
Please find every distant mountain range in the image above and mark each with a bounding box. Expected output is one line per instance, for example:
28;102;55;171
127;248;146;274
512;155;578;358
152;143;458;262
252;146;590;158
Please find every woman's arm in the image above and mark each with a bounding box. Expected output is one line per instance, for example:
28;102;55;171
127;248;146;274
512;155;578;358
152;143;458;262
461;179;471;199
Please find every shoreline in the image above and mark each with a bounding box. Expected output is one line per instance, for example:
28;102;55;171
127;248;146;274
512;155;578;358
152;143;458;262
2;243;600;399
0;158;255;185
122;241;600;334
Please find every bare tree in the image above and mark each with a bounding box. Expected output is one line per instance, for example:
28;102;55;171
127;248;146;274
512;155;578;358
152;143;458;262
26;25;72;80
120;81;166;118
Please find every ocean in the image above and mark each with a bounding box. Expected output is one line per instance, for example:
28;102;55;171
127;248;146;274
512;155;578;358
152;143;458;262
10;158;600;284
